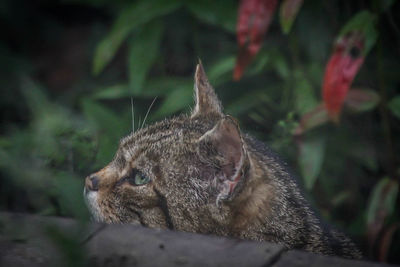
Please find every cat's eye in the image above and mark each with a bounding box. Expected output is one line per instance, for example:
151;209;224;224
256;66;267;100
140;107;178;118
127;170;151;186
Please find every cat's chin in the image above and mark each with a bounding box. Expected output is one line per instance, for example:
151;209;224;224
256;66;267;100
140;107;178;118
83;188;105;223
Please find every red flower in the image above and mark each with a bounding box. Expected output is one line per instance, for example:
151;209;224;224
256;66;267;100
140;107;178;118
234;0;278;80
322;32;365;121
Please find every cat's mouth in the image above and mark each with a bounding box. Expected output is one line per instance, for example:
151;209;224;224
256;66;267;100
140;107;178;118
83;188;142;224
83;188;104;222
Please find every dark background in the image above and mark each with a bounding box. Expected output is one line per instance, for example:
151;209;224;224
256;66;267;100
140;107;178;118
0;0;399;264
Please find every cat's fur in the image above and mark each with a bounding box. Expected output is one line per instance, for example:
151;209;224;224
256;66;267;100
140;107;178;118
84;62;362;259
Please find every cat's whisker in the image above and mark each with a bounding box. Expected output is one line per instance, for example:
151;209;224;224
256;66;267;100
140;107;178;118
141;96;157;129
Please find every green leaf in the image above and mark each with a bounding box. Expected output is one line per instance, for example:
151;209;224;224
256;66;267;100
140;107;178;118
91;77;193;100
81;99;128;166
92;84;130;100
339;10;378;55
20;77;54;118
152;85;193;119
294;104;329;135
53;172;90;220
20;78;80;160
225;90;271;116
246;51;270;76
348;141;378;171
331;191;351;207
388;96;400;119
92;0;181;75
294;70;318;115
344;88;380;112
143;77;193;97
280;0;304;34
298;136;326;190
81;99;127;137
246;49;289;78
0;137;10;148
185;0;237;33
271;52;290;79
208;56;235;86
128;20;164;94
367;178;398;226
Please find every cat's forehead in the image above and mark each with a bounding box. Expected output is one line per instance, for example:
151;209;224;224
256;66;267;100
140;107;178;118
113;114;218;167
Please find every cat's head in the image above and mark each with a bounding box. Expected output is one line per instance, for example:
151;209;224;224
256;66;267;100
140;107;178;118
84;62;252;231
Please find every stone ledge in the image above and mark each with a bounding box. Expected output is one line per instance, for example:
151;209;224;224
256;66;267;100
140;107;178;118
0;212;395;267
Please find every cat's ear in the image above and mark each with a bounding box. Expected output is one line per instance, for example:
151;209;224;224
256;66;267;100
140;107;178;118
191;61;223;118
198;116;249;203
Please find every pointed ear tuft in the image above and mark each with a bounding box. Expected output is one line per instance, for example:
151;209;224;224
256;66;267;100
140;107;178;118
191;61;223;117
198;116;249;203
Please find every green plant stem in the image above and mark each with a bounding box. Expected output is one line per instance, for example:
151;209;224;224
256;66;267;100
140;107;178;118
377;37;397;181
285;32;299;111
386;10;400;56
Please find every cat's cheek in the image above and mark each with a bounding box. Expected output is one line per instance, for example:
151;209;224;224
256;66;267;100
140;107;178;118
119;184;158;208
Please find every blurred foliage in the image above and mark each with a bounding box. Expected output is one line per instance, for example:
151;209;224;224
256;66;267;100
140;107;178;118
0;0;400;263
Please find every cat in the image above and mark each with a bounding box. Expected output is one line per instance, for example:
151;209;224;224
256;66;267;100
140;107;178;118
84;62;362;259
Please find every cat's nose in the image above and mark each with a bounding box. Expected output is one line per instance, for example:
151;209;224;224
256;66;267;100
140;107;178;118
85;175;99;191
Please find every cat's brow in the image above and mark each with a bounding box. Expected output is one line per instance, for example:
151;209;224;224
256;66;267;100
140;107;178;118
113;149;127;169
114;115;206;169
